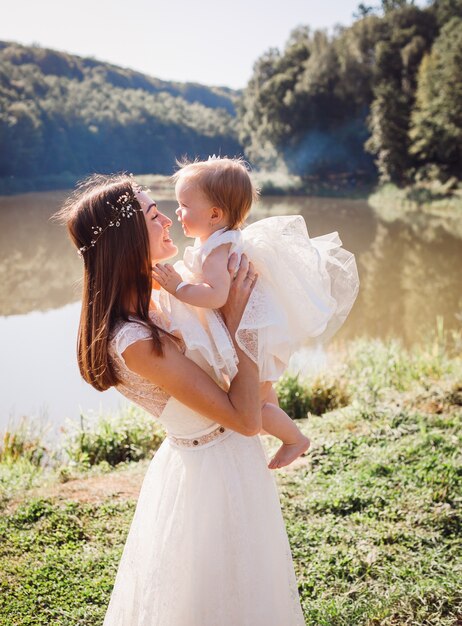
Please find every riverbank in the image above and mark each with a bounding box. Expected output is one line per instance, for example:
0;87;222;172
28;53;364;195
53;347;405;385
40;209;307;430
4;170;462;215
1;334;461;625
369;182;462;216
139;170;375;199
0;170;374;199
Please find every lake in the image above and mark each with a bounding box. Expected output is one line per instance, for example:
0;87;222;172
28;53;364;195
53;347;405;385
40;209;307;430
1;189;461;442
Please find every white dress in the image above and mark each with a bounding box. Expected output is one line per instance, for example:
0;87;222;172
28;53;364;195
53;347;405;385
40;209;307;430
161;215;359;383
102;309;306;626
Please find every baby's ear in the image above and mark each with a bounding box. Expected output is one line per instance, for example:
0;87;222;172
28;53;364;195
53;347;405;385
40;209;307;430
210;206;225;224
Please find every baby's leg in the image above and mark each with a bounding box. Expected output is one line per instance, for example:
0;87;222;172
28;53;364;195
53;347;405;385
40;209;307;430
262;403;311;469
260;383;310;469
259;382;275;435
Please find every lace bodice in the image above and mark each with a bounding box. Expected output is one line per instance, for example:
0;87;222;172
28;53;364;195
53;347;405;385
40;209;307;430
109;310;171;419
108;308;220;437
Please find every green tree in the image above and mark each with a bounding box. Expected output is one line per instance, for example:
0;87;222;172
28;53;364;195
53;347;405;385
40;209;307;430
366;82;410;181
353;3;377;18
430;0;462;27
409;17;462;179
239;22;380;177
365;6;436;183
381;0;415;12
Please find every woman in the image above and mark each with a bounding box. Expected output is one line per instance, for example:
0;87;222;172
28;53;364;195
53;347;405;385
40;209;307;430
58;174;305;625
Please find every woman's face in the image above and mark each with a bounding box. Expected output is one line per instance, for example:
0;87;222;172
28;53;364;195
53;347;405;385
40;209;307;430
136;190;178;262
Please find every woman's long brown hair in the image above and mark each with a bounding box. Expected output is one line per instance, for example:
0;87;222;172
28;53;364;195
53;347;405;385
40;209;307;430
56;173;163;391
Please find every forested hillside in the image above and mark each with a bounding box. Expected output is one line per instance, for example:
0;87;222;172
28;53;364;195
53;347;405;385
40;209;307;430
1;0;461;192
0;42;241;185
239;0;462;186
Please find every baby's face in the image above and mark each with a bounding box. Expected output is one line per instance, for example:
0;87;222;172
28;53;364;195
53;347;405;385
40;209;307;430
175;179;215;241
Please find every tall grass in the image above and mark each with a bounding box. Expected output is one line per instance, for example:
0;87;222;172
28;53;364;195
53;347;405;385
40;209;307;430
0;416;52;508
275;319;460;420
342;321;460;404
0;416;49;466
0;407;165;506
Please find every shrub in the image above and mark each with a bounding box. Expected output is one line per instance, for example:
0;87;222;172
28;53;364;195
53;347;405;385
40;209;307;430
275;374;313;419
275;373;350;418
306;375;350;416
62;406;165;468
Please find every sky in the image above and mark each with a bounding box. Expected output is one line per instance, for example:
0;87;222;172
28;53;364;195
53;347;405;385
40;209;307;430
1;0;429;89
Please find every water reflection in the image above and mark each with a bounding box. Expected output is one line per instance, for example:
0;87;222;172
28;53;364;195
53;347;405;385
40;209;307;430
358;220;462;341
0;192;74;315
0;192;185;316
0;190;461;436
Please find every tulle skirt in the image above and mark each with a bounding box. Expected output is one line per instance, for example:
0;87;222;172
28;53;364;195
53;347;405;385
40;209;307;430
237;215;359;380
102;428;305;626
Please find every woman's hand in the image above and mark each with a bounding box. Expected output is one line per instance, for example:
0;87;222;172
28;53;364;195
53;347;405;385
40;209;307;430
220;253;257;334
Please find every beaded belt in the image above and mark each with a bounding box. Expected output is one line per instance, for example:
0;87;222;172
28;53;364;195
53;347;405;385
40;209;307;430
167;424;231;449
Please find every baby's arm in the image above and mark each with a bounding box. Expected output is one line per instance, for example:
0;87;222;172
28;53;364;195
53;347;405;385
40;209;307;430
153;244;232;309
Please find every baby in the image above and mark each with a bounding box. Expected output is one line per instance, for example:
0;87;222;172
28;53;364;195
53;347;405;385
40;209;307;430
152;157;312;469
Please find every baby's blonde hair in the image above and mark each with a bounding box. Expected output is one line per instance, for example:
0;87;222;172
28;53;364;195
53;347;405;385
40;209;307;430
172;157;259;229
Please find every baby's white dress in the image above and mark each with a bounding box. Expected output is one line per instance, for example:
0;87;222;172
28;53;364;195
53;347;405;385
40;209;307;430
102;308;306;626
161;215;359;382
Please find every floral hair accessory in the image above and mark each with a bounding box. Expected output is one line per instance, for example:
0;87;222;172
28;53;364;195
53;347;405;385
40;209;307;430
77;189;143;257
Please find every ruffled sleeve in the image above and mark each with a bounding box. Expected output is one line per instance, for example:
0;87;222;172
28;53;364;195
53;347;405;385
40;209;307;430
199;229;243;266
182;229;244;276
112;321;154;364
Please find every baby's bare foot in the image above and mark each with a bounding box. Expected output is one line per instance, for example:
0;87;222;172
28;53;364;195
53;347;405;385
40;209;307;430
268;435;311;470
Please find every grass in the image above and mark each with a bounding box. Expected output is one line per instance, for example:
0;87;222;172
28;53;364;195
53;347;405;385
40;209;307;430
0;334;461;625
0;497;136;625
281;399;462;625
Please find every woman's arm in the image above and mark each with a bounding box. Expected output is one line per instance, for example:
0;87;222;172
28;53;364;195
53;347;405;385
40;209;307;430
152;245;231;309
123;255;261;436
